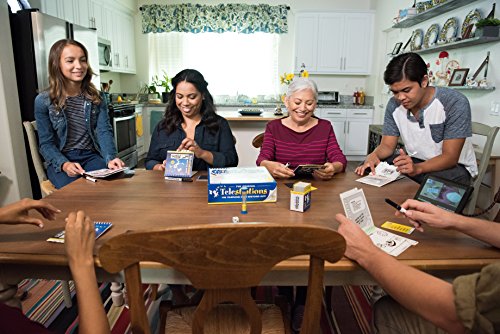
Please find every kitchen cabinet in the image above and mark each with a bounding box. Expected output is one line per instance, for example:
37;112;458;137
319;108;374;157
143;107;165;155
111;10;136;74
295;12;374;75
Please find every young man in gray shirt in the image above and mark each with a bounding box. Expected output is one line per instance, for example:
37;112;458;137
356;53;477;184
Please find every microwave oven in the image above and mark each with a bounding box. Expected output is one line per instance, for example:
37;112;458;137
98;38;112;71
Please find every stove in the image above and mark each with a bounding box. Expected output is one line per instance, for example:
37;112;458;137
108;103;137;168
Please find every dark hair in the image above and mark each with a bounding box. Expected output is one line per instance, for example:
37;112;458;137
161;69;219;134
383;52;428;86
48;39;101;110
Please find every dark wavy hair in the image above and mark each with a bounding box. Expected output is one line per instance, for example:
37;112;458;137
48;39;101;111
161;69;219;134
384;52;428;87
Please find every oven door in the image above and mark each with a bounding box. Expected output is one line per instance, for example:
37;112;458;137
113;114;137;159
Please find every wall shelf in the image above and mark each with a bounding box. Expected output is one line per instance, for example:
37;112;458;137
414;36;500;54
448;86;496;91
392;0;479;29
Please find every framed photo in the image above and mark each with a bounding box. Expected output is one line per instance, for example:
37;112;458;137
448;68;469;86
391;42;403;55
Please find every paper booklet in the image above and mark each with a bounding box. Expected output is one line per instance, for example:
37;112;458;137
356;162;404;187
47;222;112;243
164;150;195;178
83;167;127;179
340;188;418;256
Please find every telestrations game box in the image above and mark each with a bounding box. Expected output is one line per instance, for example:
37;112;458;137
208;167;277;204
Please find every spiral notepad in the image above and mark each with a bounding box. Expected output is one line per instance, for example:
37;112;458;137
47;222;112;243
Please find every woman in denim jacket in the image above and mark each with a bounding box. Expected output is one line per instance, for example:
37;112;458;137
35;39;124;189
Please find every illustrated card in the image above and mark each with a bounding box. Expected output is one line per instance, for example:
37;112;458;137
47;222;112;243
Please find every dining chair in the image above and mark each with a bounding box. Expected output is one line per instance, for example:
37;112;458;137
99;223;346;334
22;121;56;197
252;132;265;148
462;122;499;215
22;121;73;308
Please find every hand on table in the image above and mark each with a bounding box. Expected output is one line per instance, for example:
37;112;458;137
355;153;379;176
314;162;335;180
153;160;166;171
64;211;95;269
107;158;125;169
262;161;295;179
0;198;61;228
63;161;85;177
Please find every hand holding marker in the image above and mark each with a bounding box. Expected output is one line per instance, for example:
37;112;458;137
385;198;422;231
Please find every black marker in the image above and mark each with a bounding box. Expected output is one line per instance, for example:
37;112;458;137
385;198;407;214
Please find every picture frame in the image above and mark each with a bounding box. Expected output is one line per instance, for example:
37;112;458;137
391;42;403;55
448;68;469;86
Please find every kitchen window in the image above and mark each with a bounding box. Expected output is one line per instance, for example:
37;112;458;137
148;32;280;97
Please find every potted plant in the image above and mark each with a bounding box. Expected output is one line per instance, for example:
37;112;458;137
475;18;500;38
150;71;172;103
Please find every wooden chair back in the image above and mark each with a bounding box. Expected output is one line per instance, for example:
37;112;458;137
463;122;499;215
252;133;265;148
99;223;346;334
22;121;56;196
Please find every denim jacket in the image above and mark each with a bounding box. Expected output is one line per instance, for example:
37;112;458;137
34;91;117;172
145;115;238;171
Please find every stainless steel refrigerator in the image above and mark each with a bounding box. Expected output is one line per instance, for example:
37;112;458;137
10;9;100;121
9;8;100;198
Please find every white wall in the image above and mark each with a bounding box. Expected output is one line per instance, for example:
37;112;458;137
0;1;32;205
121;0;375;95
369;0;500;155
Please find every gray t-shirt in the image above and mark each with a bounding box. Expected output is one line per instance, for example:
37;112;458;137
382;87;477;177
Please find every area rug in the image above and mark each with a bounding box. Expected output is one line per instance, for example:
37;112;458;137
20;280;372;333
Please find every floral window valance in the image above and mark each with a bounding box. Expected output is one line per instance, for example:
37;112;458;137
140;4;289;34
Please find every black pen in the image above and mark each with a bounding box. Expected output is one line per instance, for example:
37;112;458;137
385;198;407;214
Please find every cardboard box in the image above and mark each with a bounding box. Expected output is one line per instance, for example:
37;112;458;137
290;182;313;212
208;167;277;204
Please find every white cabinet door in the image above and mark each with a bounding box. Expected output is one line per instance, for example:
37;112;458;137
345;119;370;155
295;12;374;75
294;14;318;72
73;0;92;28
316;13;343;73
342;14;374;74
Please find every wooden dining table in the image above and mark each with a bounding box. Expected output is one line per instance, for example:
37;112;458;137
1;169;499;306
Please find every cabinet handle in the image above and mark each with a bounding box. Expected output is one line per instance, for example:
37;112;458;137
327;112;342;115
347;121;350;133
343;57;346;70
353;112;367;115
343;122;346;134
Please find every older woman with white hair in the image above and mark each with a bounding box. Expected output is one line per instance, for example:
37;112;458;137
257;77;346;180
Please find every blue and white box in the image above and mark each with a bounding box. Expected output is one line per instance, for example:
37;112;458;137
208;167;277;204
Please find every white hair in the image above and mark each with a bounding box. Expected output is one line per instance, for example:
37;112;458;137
286;77;318;100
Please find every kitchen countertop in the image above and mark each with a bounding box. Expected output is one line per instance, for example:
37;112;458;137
141;103;374;109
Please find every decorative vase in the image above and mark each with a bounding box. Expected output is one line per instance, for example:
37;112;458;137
162;92;169;103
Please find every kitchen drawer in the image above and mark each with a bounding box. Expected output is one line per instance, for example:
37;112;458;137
346;109;373;119
319;109;346;118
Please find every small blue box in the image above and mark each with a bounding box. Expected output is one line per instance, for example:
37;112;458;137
208;167;277;204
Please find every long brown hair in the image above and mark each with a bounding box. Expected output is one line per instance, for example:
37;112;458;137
48;39;101;110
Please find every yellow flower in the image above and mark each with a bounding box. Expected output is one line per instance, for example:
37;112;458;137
301;70;309;78
280;72;295;85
